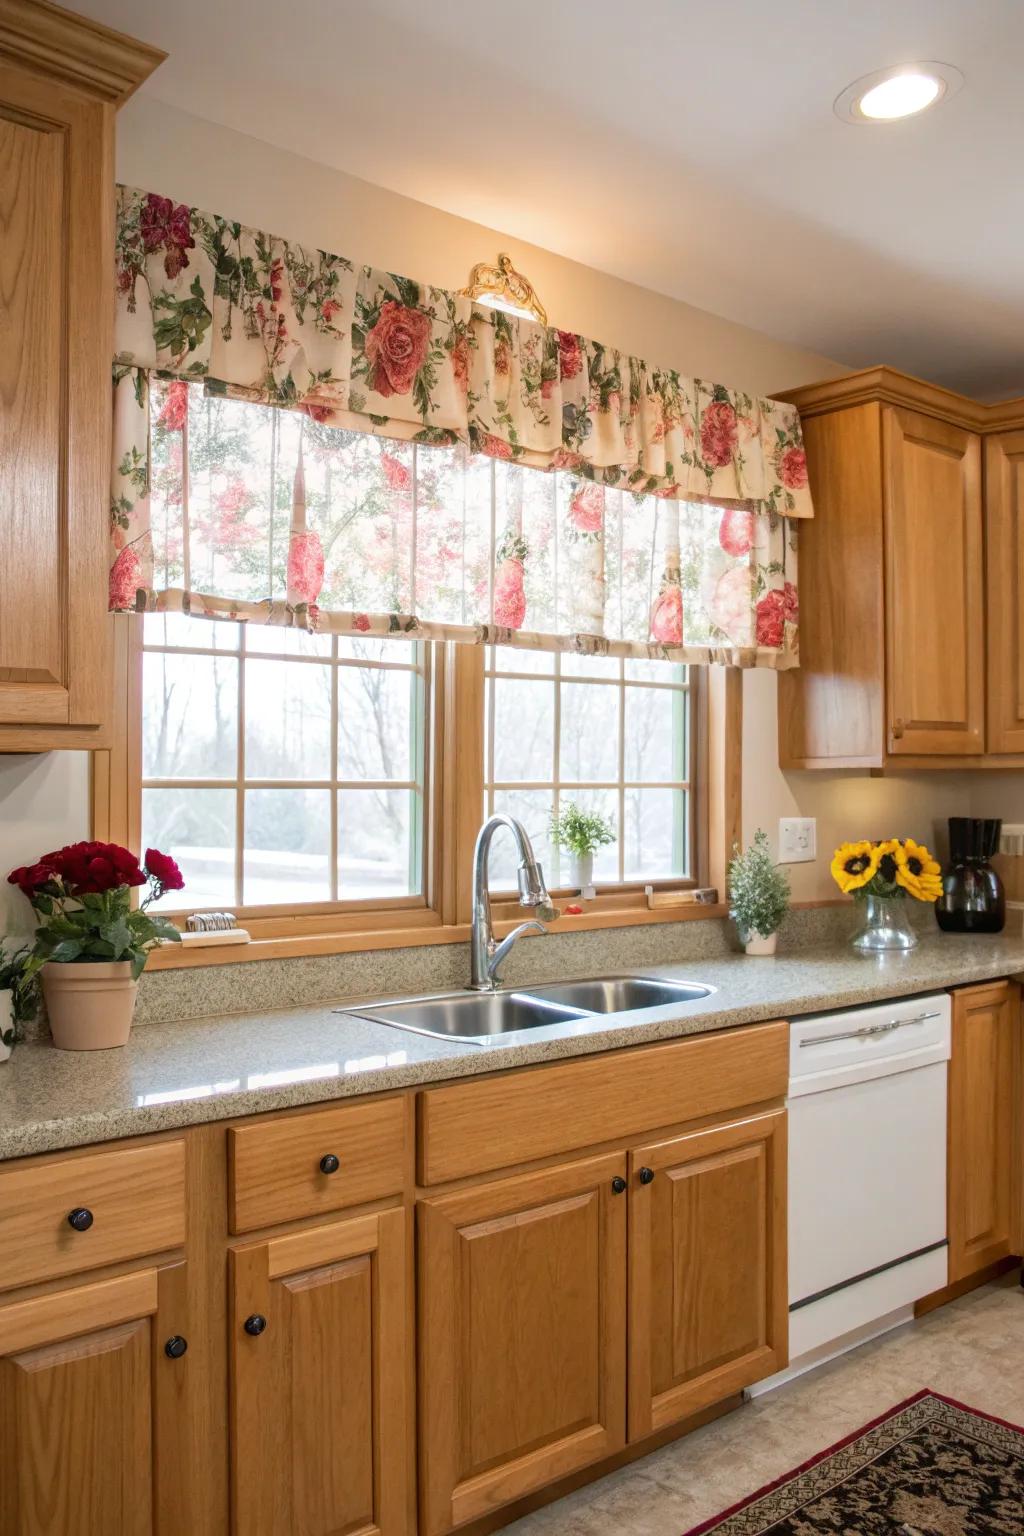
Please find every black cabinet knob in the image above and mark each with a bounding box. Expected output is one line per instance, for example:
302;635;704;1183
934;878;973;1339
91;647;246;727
638;1166;655;1185
611;1176;627;1195
243;1313;267;1337
67;1207;94;1232
319;1153;340;1175
164;1335;188;1360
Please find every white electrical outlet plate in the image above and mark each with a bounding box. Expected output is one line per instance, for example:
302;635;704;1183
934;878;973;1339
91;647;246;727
779;817;816;864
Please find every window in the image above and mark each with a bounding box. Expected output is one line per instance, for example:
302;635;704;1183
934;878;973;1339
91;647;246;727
484;648;695;891
139;616;428;913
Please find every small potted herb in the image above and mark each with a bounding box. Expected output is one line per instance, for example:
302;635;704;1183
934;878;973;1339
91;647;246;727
7;842;184;1050
0;943;34;1062
729;829;791;955
550;802;615;890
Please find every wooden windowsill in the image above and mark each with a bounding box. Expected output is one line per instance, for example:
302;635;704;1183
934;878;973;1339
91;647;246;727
144;901;731;970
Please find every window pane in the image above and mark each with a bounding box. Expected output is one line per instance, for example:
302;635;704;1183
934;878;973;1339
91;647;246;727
624;686;688;783
490;644;554;676
142;651;238;778
489;789;555;889
142;787;236;910
339;666;420;782
624;658;687;684
143;613;239;650
492;678;555;782
339;789;421;898
624;788;688;880
245;627;332;657
244;659;332;780
561;653;619;679
339;635;415;665
559;682;619;783
243;789;331;904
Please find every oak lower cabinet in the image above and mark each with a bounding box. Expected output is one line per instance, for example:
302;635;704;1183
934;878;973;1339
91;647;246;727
0;1266;171;1535
418;1153;628;1536
947;981;1019;1283
628;1110;787;1439
229;1208;409;1536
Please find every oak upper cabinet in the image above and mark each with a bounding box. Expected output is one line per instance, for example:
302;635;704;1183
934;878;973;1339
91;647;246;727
883;407;984;757
229;1209;409;1536
778;369;989;768
628;1110;787;1440
947;981;1019;1283
0;0;161;749
985;431;1024;753
0;1267;166;1535
418;1152;627;1536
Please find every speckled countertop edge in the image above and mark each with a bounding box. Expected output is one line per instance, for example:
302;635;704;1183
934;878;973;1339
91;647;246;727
3;931;1024;1160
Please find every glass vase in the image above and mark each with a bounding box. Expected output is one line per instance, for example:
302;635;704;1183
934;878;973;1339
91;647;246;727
851;894;918;953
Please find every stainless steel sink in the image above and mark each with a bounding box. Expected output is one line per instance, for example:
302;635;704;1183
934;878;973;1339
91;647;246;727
522;975;713;1014
339;973;715;1046
344;990;591;1045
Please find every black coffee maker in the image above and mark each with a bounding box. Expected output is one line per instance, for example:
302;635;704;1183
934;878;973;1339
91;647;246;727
936;817;1005;933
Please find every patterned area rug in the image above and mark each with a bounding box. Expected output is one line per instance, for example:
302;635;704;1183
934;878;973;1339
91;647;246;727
683;1391;1024;1534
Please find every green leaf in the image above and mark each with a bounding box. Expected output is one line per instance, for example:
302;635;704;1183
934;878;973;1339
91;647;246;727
47;939;84;964
129;951;148;982
99;918;133;957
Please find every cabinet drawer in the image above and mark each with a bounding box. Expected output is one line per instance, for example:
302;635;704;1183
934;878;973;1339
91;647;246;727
227;1097;407;1234
418;1021;789;1184
0;1140;186;1292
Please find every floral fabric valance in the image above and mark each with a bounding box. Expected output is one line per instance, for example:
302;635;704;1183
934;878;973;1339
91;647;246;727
110;186;810;667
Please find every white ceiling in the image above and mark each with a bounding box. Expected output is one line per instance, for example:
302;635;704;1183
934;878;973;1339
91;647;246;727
77;0;1024;398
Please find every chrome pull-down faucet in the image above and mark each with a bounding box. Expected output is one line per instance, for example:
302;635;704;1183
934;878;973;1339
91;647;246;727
469;814;559;990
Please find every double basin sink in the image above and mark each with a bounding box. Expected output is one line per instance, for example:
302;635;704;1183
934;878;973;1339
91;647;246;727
341;974;714;1047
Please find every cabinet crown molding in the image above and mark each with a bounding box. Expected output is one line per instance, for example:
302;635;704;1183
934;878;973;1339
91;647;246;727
0;0;165;103
776;364;1024;436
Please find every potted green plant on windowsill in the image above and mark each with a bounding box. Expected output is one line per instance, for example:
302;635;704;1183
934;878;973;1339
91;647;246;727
7;842;185;1051
0;943;34;1062
729;829;791;955
549;803;615;891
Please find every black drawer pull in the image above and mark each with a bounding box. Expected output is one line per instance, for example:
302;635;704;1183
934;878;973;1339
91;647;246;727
611;1176;627;1195
164;1335;188;1360
67;1207;94;1232
243;1313;267;1337
319;1153;340;1175
638;1166;655;1186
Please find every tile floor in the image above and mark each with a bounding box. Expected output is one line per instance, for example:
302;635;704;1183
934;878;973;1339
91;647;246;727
503;1274;1024;1535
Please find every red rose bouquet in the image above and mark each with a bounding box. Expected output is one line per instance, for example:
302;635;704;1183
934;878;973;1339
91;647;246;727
9;841;184;982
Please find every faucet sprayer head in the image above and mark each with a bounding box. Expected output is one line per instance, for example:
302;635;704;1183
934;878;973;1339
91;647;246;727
517;861;559;923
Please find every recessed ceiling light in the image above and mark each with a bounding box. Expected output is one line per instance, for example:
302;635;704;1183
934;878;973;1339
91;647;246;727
834;62;963;124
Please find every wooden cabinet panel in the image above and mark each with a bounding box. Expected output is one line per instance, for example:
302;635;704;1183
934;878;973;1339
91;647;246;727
883;406;984;756
418;1022;789;1184
0;1269;160;1535
0;59;113;746
418;1152;627;1535
628;1111;787;1439
228;1095;407;1234
985;431;1024;753
0;1138;186;1292
230;1209;408;1536
948;981;1018;1282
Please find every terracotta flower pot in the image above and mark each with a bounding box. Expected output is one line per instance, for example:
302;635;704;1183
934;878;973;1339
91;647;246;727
41;960;138;1051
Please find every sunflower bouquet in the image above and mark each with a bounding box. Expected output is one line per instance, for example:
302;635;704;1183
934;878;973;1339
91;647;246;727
831;838;943;903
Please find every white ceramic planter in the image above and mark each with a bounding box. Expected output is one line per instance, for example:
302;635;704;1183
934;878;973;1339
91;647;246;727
0;988;13;1062
41;960;138;1051
742;930;778;956
567;851;594;891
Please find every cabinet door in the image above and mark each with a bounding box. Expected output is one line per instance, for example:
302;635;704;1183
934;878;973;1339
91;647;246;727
948;982;1018;1282
418;1152;627;1536
628;1110;787;1440
985;431;1024;753
0;1269;161;1535
230;1209;409;1536
883;406;984;756
0;60;112;746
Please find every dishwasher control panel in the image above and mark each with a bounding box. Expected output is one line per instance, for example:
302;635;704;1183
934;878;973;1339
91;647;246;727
788;992;951;1097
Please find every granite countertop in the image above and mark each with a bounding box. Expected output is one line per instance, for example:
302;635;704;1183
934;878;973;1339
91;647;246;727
3;931;1024;1160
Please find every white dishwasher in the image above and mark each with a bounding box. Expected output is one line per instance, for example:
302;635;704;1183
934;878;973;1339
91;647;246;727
784;991;951;1378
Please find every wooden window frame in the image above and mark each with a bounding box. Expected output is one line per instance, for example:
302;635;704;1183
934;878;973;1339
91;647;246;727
93;616;738;968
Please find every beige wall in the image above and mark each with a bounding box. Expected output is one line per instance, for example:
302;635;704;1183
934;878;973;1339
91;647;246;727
0;99;984;929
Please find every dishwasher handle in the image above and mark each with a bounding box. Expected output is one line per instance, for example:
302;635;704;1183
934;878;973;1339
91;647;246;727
798;1009;942;1048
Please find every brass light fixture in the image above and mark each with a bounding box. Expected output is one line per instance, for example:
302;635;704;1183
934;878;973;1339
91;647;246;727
463;253;548;325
